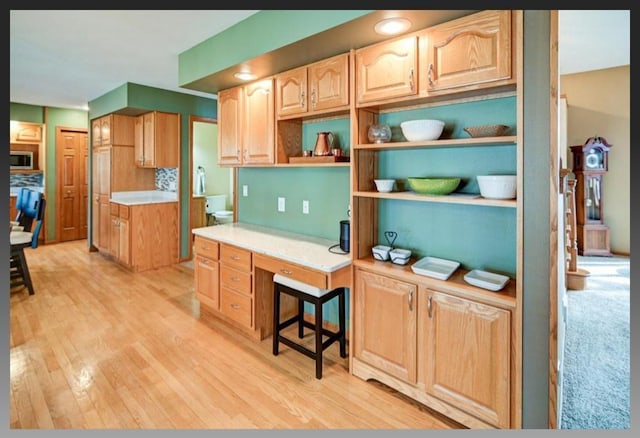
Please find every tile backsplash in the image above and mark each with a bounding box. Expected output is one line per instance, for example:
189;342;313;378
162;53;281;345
10;172;44;187
156;167;178;192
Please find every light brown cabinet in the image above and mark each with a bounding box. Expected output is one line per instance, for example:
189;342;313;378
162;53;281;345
11;122;42;143
128;202;179;272
217;78;274;166
91;114;135;147
420;288;511;428
194;235;220;310
275;53;349;119
355;35;418;105
219;243;253;329
353;269;417;383
134;111;180;168
418;10;513;94
109;203;131;266
191;196;207;232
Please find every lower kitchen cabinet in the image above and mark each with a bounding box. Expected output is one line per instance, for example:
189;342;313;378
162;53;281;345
108;201;178;272
353;269;417;383
218;244;253;329
194;235;220;310
420;288;511;428
352;267;512;429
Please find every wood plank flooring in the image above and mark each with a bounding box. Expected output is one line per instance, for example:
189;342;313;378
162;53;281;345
9;240;462;430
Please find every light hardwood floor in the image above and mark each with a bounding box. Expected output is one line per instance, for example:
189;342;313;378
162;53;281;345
9;240;462;430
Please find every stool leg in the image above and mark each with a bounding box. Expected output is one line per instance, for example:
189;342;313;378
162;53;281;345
339;288;346;358
272;283;280;356
315;301;323;379
297;298;304;339
17;248;34;295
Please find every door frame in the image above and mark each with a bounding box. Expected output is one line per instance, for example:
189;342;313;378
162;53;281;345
188;115;217;260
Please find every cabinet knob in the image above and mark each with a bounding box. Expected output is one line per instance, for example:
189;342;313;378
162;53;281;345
427;295;433;318
300;91;306;108
428;64;434;87
279;268;293;275
409;68;415;91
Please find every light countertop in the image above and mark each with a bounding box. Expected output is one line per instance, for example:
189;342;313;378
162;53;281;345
192;222;351;273
10;186;45;197
111;190;178;205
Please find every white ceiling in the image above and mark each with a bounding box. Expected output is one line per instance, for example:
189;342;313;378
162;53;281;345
9;10;630;111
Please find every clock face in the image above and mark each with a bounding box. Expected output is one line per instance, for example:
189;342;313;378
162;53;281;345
585;148;603;169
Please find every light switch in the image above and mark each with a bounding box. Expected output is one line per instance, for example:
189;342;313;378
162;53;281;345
243;185;248;197
302;200;309;214
278;197;285;212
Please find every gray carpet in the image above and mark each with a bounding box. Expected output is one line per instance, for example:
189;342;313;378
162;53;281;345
561;255;630;429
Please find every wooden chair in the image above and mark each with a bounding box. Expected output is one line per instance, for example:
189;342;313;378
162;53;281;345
10;195;45;296
272;274;346;379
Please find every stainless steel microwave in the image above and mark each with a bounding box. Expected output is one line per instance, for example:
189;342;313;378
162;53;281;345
10;150;34;170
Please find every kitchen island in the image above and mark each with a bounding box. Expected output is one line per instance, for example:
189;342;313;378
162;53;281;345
192;223;351;340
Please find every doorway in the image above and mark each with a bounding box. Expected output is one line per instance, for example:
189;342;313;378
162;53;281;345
188;116;232;259
56;126;89;242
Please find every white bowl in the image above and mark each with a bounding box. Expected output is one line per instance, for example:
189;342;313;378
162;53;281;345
400;119;445;142
374;179;395;192
477;175;517;199
390;248;412;265
372;245;391;261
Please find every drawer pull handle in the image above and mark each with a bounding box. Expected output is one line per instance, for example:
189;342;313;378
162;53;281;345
231;276;240;282
427;295;433;318
202;245;209;250
280;269;293;275
230;304;240;309
230;255;240;260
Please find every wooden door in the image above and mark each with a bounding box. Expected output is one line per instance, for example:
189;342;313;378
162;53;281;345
275;66;307;117
308;53;349;112
218;86;243;165
420;289;511;428
56;127;88;242
353;269;418;383
243;78;274;164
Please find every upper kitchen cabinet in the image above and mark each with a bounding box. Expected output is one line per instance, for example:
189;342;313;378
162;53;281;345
218;86;243;165
275;53;350;119
134;111;180;168
218;78;275;166
91;114;135;147
10;121;42;143
355;35;417;106
418;10;514;95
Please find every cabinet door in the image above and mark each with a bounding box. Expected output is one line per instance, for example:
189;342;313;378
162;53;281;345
195;255;219;309
419;10;512;93
308;53;349;112
354;269;417;383
134;115;145;167
218;87;243;165
118;205;130;266
153;111;179;168
98;195;111;252
100;116;111;146
275;66;307;118
243;78;275;164
92;119;102;147
356;35;417;104
109;204;119;257
142;112;155;167
421;289;510;428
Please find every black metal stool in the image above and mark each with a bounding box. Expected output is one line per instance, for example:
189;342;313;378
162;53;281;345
272;274;346;379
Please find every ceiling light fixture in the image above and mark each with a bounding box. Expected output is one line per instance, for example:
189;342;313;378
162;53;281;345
374;17;412;36
234;72;257;81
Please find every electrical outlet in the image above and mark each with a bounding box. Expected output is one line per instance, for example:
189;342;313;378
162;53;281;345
242;185;248;197
302;200;309;214
278;197;286;212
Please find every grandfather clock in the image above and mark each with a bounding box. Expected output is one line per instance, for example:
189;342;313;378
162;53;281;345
570;136;612;256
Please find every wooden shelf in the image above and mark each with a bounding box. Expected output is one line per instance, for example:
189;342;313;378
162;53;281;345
353;190;517;208
354;135;516;150
287;155;350;164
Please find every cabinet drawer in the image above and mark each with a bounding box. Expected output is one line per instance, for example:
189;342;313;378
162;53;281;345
253;253;326;289
110;202;120;215
119;204;130;219
194;236;219;260
220;287;253;328
220;244;252;272
220;265;252;296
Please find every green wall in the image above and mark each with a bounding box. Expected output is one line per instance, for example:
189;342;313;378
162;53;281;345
9;102;45;123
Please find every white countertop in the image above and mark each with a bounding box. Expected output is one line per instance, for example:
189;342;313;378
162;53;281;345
10;186;45;196
192;222;351;273
111;190;178;205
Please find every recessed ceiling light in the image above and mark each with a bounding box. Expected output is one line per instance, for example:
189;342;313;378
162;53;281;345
374;17;412;36
234;72;257;81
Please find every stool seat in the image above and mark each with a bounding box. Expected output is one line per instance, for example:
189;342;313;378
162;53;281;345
272;274;347;379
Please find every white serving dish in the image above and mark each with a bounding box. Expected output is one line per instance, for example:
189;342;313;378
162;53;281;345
411;256;460;280
372;245;391;261
400;119;445;142
390;248;412;265
464;269;510;291
476;175;516;199
374;179;395;193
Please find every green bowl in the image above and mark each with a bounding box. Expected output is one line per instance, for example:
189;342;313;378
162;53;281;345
407;177;460;195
